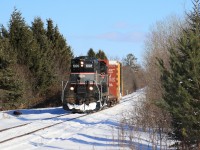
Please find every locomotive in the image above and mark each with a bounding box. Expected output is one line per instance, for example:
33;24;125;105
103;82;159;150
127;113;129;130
61;56;122;112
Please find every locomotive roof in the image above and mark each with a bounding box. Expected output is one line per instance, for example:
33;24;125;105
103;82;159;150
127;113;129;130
73;56;97;61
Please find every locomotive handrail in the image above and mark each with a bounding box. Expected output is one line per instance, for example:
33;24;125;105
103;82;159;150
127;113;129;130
95;79;101;106
100;74;109;107
94;73;109;108
61;81;68;103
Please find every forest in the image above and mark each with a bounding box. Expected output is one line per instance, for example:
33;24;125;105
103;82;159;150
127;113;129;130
0;9;73;110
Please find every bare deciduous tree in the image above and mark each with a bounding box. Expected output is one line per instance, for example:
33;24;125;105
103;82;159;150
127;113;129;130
144;15;184;104
117;14;187;150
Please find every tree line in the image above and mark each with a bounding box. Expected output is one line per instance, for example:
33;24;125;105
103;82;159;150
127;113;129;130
158;1;200;147
140;0;200;149
0;8;73;110
117;0;200;149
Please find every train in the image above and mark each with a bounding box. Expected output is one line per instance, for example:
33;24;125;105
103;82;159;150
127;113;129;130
61;56;123;112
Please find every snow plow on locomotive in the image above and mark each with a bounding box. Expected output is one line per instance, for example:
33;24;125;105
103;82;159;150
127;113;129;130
61;56;122;112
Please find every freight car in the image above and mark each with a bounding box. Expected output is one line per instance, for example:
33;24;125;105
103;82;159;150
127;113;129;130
61;56;122;112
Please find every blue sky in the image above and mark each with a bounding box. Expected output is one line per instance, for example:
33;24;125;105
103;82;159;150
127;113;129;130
0;0;193;63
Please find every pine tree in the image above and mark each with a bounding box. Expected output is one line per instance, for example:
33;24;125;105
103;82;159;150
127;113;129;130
158;0;200;148
87;48;96;58
96;49;107;59
31;18;73;92
31;17;48;50
31;17;55;93
0;36;23;109
53;25;73;73
1;25;9;38
9;8;33;65
46;19;55;42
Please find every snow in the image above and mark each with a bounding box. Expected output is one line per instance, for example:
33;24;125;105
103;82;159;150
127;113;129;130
67;102;97;111
0;89;173;150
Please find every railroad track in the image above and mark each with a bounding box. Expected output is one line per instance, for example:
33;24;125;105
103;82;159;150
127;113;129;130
0;95;136;145
0;113;70;133
0;113;88;144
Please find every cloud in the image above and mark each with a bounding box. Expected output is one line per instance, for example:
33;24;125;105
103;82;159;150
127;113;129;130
112;21;143;30
113;22;129;29
96;31;145;43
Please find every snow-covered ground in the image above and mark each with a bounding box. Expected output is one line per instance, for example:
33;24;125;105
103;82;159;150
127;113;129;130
0;89;172;150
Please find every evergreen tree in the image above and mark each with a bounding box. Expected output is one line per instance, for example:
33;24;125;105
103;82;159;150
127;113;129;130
31;18;73;92
158;0;200;148
52;25;73;73
31;17;55;93
96;49;107;59
31;17;48;50
1;25;9;38
0;36;23;109
46;19;55;42
9;8;33;65
87;48;96;58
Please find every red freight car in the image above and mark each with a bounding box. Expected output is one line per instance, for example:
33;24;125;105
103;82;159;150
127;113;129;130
108;60;123;104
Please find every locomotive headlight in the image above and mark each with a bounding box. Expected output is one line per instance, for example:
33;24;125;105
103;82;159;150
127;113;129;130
80;61;84;67
70;87;74;90
89;86;93;91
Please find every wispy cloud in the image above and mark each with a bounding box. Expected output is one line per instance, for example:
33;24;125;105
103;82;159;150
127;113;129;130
112;21;143;30
69;22;146;43
113;22;130;29
96;31;145;43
